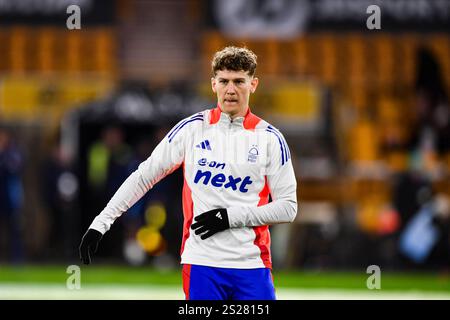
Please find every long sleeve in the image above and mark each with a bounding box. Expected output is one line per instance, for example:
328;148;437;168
227;129;298;227
89;124;186;234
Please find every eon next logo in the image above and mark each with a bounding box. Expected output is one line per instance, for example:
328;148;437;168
194;158;253;193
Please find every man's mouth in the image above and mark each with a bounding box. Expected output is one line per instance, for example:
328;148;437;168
224;99;238;104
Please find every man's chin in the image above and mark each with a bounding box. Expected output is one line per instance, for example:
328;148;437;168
221;105;239;115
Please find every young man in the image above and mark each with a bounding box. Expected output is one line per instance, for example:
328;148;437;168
79;46;298;300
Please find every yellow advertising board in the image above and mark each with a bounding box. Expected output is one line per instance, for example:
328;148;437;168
0;75;114;124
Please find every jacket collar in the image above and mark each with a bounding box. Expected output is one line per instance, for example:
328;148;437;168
209;104;261;130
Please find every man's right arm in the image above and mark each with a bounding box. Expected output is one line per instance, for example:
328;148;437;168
79;113;204;264
88;124;186;235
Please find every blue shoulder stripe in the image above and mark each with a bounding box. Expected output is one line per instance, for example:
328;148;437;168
266;128;285;165
168;113;203;139
266;125;290;166
168;114;204;143
268;125;290;162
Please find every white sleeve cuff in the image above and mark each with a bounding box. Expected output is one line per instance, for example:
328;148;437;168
227;206;245;228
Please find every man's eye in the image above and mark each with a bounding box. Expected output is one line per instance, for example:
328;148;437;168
219;80;227;84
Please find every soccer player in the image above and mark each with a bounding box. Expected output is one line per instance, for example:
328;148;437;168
79;46;298;300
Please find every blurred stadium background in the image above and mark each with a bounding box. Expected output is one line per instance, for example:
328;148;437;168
1;0;450;299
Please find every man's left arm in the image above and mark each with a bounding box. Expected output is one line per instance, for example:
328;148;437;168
191;130;298;239
227;147;298;228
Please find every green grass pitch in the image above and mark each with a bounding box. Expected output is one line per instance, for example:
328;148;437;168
1;265;449;299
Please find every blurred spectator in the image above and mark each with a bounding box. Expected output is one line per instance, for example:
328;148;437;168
120;135;153;265
428;195;450;269
86;125;132;258
122;127;184;266
408;47;450;173
123;136;155;239
0;127;24;264
88;125;132;196
394;47;450;269
41;142;79;261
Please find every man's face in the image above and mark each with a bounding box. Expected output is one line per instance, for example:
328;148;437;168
211;69;259;118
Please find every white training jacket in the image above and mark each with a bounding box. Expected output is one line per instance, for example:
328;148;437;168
90;105;298;269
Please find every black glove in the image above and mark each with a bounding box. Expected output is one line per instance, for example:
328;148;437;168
79;229;103;265
191;208;230;240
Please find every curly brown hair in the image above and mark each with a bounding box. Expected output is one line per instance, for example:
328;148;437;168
211;46;257;77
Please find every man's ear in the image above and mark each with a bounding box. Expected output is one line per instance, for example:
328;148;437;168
250;77;259;93
211;77;217;93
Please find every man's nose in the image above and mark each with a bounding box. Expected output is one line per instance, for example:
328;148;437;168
225;82;237;93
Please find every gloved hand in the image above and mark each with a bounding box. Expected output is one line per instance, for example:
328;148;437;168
191;208;229;240
79;229;103;264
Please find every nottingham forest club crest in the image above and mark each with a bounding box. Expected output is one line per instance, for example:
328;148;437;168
248;145;259;163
